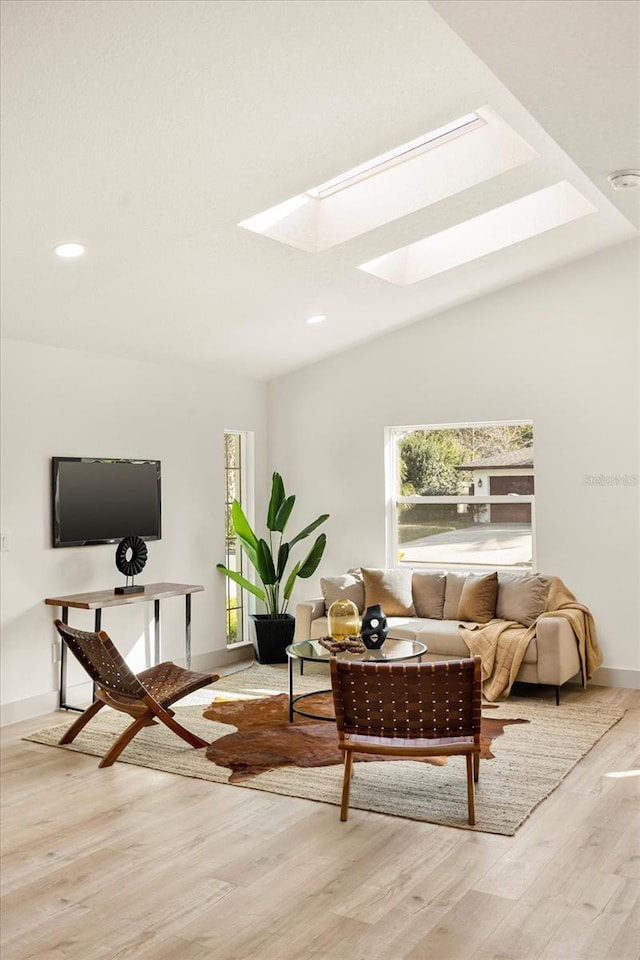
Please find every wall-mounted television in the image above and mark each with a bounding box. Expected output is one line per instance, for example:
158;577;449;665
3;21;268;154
52;457;162;548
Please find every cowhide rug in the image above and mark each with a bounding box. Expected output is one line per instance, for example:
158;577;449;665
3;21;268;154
204;692;528;782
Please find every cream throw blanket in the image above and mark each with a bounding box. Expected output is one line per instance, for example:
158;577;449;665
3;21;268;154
458;577;603;701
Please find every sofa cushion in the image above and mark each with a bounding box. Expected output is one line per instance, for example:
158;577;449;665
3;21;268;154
443;572;469;619
361;567;415;617
386;617;465;652
385;617;432;642
458;571;499;623
320;573;365;613
497;573;551;627
416;619;471;657
412;570;446;619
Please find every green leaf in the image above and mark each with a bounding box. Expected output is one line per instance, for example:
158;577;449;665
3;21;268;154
276;542;290;579
273;495;295;533
266;473;286;531
288;513;329;549
235;536;258;572
231;501;258;552
216;564;266;603
256;539;276;584
283;561;301;601
297;533;327;578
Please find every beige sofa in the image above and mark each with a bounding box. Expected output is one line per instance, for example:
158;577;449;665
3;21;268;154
294;568;585;703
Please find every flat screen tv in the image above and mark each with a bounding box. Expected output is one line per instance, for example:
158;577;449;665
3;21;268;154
52;457;162;548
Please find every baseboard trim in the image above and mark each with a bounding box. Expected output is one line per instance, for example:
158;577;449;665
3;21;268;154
1;690;60;727
189;645;254;673
590;666;640;689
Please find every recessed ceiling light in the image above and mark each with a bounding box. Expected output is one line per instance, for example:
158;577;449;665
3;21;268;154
306;315;326;325
54;242;86;258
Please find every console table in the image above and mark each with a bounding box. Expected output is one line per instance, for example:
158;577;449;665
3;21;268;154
45;582;204;711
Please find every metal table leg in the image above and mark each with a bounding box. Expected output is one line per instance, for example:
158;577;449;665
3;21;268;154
185;594;192;669
288;656;294;723
154;599;160;663
59;605;98;712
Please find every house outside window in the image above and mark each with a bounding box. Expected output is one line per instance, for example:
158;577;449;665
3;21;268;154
224;430;253;645
385;422;535;569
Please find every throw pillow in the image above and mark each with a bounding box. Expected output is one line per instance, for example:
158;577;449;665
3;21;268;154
443;572;469;619
496;573;551;627
412;570;446;619
320;573;365;614
361;568;416;617
457;572;499;623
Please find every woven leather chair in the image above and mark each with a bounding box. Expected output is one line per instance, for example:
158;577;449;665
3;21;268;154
54;619;219;768
330;657;482;824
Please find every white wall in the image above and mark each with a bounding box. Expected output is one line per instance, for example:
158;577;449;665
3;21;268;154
0;340;268;722
268;240;640;686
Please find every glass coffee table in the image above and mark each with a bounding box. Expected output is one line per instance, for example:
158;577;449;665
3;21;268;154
286;638;427;723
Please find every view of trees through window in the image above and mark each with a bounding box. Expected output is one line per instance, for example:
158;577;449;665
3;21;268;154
224;431;246;644
389;422;534;567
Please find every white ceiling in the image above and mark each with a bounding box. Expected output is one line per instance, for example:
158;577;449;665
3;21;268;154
1;0;638;380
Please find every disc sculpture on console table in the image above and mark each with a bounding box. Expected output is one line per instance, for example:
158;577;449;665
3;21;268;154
114;536;148;595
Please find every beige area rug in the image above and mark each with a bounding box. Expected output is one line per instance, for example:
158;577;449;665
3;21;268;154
23;663;624;836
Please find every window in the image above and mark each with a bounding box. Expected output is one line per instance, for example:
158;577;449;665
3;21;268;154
386;422;535;570
224;431;253;645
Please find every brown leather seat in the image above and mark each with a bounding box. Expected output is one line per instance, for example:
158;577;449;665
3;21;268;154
330;656;482;824
54;619;219;767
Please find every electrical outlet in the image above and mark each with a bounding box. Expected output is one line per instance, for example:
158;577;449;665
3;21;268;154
51;642;61;663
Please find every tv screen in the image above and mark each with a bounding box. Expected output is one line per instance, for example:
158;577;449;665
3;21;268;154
52;457;162;547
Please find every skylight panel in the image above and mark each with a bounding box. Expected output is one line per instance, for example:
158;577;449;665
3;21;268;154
305;113;485;198
238;106;539;253
357;181;597;285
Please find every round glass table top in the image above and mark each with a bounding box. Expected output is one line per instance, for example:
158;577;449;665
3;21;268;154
286;637;427;663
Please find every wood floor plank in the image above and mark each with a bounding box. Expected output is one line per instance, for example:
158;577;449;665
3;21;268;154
405;889;515;960
117;937;214;960
538;873;640;960
469;897;570;960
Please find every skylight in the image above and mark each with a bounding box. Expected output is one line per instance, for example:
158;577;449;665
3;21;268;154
239;106;539;253
306;112;485;198
357;181;597;286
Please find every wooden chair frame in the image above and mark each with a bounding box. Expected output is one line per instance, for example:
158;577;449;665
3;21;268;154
330;657;482;824
54;619;219;767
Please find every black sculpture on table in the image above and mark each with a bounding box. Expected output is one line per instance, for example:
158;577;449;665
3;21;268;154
114;536;148;595
360;604;388;649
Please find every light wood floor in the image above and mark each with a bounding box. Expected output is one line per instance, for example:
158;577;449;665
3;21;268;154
1;683;639;960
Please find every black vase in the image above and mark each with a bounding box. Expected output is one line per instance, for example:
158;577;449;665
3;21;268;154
360;604;388;649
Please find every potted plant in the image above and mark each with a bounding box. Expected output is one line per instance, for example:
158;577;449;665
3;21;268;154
217;472;329;663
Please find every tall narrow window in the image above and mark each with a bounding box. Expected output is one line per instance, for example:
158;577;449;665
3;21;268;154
224;431;252;645
386;421;535;569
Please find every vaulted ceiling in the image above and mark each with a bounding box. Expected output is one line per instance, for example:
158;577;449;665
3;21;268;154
1;0;638;380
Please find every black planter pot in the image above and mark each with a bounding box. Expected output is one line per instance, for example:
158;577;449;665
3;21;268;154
250;613;296;664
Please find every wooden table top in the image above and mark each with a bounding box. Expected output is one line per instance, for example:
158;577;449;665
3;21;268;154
44;582;204;609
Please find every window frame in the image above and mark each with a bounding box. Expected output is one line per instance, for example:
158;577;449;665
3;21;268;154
385;420;536;572
223;429;255;648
